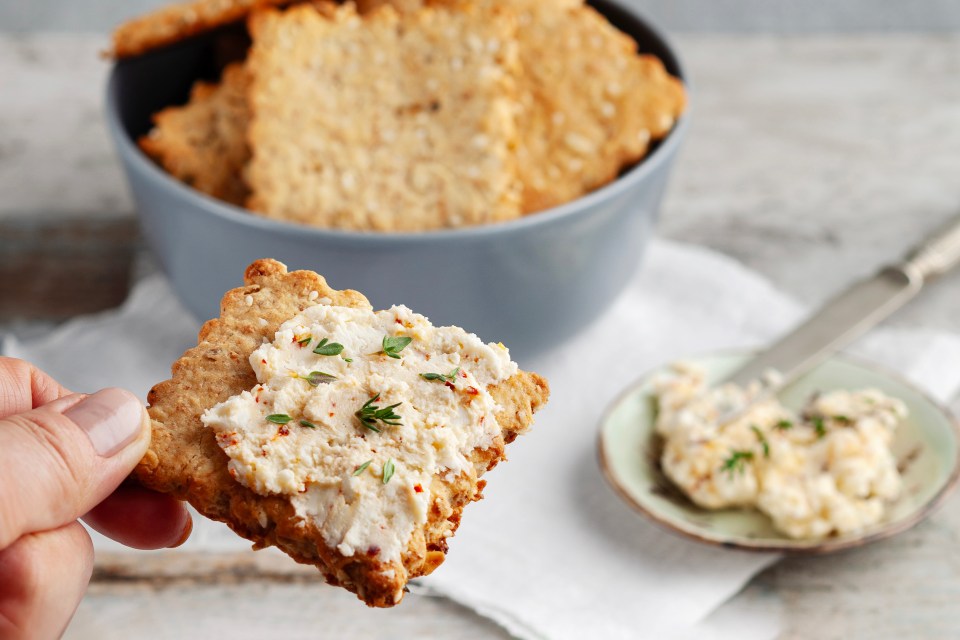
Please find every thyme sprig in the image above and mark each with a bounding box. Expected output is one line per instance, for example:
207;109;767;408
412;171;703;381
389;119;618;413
720;450;754;476
355;394;403;433
420;367;460;383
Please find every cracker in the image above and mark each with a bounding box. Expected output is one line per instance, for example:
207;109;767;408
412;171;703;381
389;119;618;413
135;259;549;607
110;0;296;59
355;0;686;213
243;3;523;231
138;63;251;205
513;2;686;213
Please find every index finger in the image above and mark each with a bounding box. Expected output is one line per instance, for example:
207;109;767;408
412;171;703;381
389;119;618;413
0;357;72;419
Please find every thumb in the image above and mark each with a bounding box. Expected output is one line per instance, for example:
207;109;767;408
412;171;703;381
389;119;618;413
0;388;150;550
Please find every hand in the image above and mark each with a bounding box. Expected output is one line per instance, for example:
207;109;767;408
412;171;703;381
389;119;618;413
0;357;192;639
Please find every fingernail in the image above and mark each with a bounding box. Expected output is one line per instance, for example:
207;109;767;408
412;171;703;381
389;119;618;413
169;515;193;549
64;388;145;457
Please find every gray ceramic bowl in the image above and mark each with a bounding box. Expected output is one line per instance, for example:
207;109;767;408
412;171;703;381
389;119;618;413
105;0;687;359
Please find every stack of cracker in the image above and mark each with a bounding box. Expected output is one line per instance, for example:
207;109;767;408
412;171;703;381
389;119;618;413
116;0;685;232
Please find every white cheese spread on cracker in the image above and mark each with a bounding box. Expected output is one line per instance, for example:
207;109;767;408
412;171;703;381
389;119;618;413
202;303;517;561
654;362;905;539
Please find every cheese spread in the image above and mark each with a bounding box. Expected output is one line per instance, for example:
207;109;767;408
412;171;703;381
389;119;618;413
654;362;905;539
202;302;517;562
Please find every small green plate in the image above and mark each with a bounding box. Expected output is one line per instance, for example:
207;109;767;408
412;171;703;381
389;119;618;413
598;352;960;553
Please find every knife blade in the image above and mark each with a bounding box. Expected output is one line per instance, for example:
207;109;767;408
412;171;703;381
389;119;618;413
723;214;960;394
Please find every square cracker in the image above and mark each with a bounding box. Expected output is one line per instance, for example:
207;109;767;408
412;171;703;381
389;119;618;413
512;1;686;213
135;259;549;606
355;0;686;214
110;0;297;58
139;62;251;205
243;3;523;231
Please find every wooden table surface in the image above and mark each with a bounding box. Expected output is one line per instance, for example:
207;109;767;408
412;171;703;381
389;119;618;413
3;32;960;639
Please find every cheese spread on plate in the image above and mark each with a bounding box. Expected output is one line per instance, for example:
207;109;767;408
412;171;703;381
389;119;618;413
654;362;905;539
202;303;517;562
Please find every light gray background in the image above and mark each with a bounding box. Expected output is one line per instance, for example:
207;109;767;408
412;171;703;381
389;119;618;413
3;0;960;32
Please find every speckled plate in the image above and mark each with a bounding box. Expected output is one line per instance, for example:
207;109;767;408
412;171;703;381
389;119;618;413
598;352;960;553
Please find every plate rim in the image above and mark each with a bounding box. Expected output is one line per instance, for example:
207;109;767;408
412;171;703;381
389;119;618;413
596;349;960;554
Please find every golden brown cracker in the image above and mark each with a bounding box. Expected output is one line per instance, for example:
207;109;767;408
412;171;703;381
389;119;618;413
136;259;549;606
138;62;251;205
354;0;686;213
514;2;686;213
110;0;296;59
243;3;523;231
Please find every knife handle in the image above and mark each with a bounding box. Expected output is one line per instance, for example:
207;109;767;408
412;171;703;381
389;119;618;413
902;215;960;281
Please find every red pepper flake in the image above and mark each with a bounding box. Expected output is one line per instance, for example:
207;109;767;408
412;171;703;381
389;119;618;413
459;369;468;378
261;358;267;364
444;381;456;391
329;412;335;417
215;432;239;447
466;386;479;395
278;425;290;436
366;545;381;557
395;318;403;324
414;484;423;493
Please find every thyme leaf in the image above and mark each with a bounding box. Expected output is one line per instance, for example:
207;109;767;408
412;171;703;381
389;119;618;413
301;370;337;386
353;460;372;476
751;425;770;458
420;367;460;383
720;450;754;476
313;337;344;356
381;335;412;359
812;416;827;439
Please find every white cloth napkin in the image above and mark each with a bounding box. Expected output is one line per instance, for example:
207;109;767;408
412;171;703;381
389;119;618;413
6;238;960;640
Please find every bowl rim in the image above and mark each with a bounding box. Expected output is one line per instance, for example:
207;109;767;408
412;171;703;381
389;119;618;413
596;349;960;555
104;0;690;245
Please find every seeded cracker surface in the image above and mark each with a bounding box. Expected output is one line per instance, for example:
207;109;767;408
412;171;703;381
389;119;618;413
354;0;686;213
110;0;296;58
138;63;251;205
243;3;523;231
135;260;549;606
510;1;686;212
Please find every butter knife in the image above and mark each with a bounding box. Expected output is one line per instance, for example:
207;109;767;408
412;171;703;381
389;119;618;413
724;215;960;393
